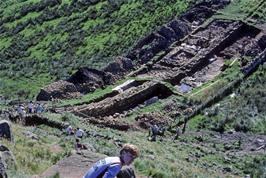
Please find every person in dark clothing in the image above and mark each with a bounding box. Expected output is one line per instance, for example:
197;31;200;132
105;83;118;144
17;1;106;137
148;123;159;141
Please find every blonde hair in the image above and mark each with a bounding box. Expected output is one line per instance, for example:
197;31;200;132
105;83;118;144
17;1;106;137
120;144;139;157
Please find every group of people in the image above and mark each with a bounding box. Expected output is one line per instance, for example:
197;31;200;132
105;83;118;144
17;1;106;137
65;125;88;151
17;101;44;119
148;123;166;142
65;125;85;138
148;122;182;142
64;123;140;178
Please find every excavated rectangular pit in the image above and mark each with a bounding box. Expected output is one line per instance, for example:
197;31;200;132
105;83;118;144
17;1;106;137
168;21;261;85
73;82;173;117
127;0;230;65
62;80;146;113
135;20;262;92
136;20;241;80
175;22;262;92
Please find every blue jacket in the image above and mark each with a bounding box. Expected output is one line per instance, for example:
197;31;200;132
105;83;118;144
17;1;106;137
83;157;122;178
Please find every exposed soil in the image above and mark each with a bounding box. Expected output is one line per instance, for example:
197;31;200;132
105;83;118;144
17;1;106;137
36;150;106;178
80;116;131;131
135;112;173;129
180;131;266;156
72;81;173;118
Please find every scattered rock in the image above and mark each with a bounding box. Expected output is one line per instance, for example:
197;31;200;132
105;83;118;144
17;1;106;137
258;34;266;50
0;145;16;174
223;156;231;163
254;138;265;147
0;120;12;141
146;154;155;160
143;96;158;106
104;57;134;76
23;131;39;140
135;112;171;129
224;144;233;151
0;157;7;178
223;166;232;173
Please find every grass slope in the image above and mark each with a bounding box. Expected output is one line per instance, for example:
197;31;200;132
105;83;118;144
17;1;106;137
0;0;192;99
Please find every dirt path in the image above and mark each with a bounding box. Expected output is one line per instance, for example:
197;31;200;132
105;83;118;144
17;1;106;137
36;150;105;178
36;150;146;178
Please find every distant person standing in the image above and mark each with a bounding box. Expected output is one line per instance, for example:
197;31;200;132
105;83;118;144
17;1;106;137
36;103;44;113
75;127;85;138
17;104;26;120
83;144;139;178
148;123;159;141
172;126;181;141
75;138;88;152
28;101;34;113
65;125;74;135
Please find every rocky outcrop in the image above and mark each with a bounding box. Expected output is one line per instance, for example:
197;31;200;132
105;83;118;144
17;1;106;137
127;21;190;64
180;0;230;24
0;120;12;141
0;157;7;178
104;56;134;76
82;116;130;131
135;112;172;129
37;67;116;101
67;67;114;93
0;145;16;178
258;34;266;50
37;80;80;101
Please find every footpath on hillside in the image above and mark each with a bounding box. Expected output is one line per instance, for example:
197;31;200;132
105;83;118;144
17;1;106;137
36;150;105;178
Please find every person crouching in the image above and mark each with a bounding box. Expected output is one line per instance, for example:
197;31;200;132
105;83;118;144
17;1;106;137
83;143;139;178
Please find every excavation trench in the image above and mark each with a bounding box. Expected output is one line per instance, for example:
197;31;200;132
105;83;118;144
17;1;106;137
168;21;261;86
178;23;262;91
9;114;65;129
54;80;146;113
73;82;173;117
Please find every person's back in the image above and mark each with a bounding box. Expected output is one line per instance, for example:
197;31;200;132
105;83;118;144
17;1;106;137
36;104;44;113
83;157;121;178
83;144;139;178
75;128;85;138
151;124;159;135
148;124;159;141
17;105;23;114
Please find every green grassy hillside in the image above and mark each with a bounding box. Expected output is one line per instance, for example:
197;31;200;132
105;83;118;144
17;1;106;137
0;0;266;177
0;0;192;99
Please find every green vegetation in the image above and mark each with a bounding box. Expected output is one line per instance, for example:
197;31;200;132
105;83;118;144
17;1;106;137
0;0;266;177
2;123;73;177
189;59;243;103
214;0;266;24
189;67;266;134
0;0;192;99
